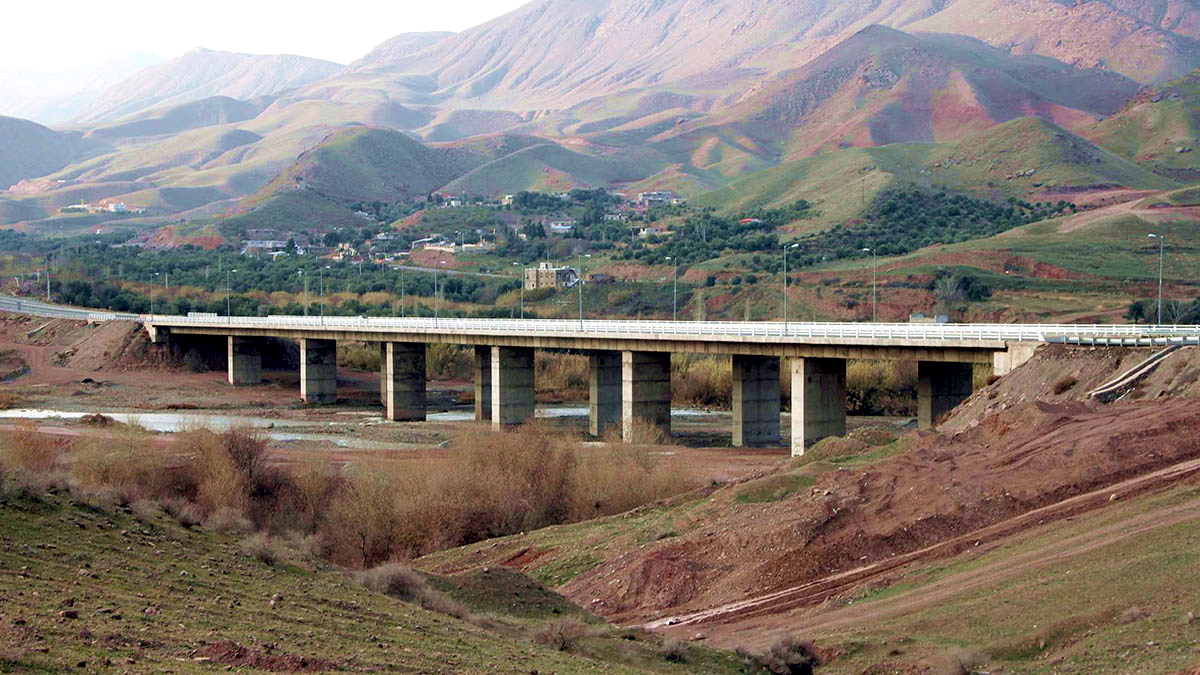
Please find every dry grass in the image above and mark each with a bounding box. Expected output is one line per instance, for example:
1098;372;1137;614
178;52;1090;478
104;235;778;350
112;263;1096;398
0;421;59;473
428;343;472;380
337;343;381;372
846;359;918;415
673;354;731;407
322;423;697;566
537;352;589;401
70;424;165;503
532;617;597;652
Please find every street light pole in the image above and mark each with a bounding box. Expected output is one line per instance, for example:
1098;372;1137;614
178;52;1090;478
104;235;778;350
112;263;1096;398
577;253;591;330
1149;233;1164;324
151;272;160;314
666;257;678;321
783;243;798;332
862;247;877;322
225;269;236;319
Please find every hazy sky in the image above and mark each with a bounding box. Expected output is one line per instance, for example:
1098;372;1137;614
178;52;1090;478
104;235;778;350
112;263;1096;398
0;0;531;72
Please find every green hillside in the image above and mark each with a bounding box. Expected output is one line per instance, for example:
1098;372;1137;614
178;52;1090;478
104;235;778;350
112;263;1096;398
0;489;666;673
1084;69;1200;182
442;143;666;195
0;116;101;191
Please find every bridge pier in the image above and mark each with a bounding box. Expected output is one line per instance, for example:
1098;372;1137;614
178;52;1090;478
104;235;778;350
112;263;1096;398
623;351;671;443
379;343;387;406
589;351;622;437
918;361;974;429
733;355;781;448
384;343;426;421
227;336;262;386
791;357;846;456
491;346;535;428
474;346;492;422
300;338;338;405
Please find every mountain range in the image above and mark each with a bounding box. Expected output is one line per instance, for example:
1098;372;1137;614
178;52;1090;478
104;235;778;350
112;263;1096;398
0;0;1197;234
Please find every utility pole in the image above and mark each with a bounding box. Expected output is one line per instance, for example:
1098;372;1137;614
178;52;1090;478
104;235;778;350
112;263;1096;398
1149;233;1165;324
783;243;798;332
862;247;877;322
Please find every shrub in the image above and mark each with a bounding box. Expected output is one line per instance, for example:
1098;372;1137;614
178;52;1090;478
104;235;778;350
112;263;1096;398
1052;375;1078;395
206;507;254;534
179;429;249;516
338;343;381;371
672;354;731;407
0;421;59;473
537;352;589;400
660;638;691;663
759;636;822;675
355;563;470;620
427;343;472;380
930;648;986;675
532;618;595;652
70;426;165;503
240;533;283;566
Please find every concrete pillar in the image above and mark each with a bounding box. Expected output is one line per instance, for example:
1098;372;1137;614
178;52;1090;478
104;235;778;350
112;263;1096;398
588;351;622;437
384;343;426;422
918;361;974;430
474;346;492;422
622;351;671;443
491;346;535;428
791;357;846;457
379;343;387;406
227;336;262;386
733;355;781;448
993;343;1038;377
300;338;337;405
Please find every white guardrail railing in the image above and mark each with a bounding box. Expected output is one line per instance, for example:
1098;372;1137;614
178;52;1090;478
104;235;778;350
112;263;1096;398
3;297;1199;345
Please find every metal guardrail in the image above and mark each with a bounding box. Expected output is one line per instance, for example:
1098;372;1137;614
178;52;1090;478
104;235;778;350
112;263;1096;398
4;297;1199;345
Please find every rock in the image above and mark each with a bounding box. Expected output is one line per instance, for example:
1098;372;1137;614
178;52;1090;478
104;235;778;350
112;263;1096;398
59;610;79;619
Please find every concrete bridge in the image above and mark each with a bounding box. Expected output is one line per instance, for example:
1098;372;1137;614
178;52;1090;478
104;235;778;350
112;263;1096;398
2;298;1196;455
136;312;1200;456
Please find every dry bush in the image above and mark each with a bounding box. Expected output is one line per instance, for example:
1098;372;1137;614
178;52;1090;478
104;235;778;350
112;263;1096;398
338;343;381;371
1053;375;1079;395
570;444;690;521
240;533;284;566
206;507;254;534
70;425;165;503
846;359;918;415
537;352;588;400
319;423;699;565
355;563;470;620
178;429;250;516
672;354;731;407
1116;606;1152;625
0;392;20;410
324;464;412;567
532;617;596;652
660;638;691;663
605;416;669;446
287;458;340;534
160;496;204;528
0;421;59;473
427;343;472;381
759;636;822;675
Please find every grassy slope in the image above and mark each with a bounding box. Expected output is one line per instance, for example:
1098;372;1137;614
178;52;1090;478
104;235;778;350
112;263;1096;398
1083;69;1200;179
0;489;671;674
798;480;1200;673
695;118;1178;231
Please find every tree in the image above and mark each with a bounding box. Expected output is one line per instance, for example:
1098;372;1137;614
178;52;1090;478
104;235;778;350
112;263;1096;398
1125;300;1149;324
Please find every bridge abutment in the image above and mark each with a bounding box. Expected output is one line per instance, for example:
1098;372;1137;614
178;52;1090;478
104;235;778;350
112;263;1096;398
622;351;672;443
227;336;262;386
491;346;535;428
384;342;426;422
733;355;782;448
300;338;338;405
791;357;846;456
918;361;974;429
589;350;622;437
474;346;492;422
